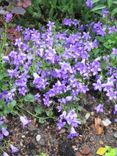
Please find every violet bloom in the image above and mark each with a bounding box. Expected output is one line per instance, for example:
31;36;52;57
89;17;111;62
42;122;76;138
68;127;78;139
114;105;117;114
5;13;13;23
86;0;93;8
63;18;73;26
20;116;31;128
10;144;19;153
1;127;9;137
112;48;117;55
102;8;109;18
95;104;104;113
3;152;9;156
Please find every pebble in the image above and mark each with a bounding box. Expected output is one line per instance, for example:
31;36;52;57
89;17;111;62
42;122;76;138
22;135;25;138
28;124;37;131
39;138;46;146
99;140;104;145
85;113;90;120
113;132;117;139
36;134;41;142
102;118;111;127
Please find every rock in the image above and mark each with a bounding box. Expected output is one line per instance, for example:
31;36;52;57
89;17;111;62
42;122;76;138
85;113;90;120
59;129;66;134
21;135;25;138
28;124;37;131
102;118;111;127
11;7;26;15
36;134;41;142
80;145;91;155
113;132;117;139
39;138;46;146
99;140;104;145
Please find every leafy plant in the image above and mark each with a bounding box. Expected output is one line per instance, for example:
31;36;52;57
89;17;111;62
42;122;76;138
91;0;117;17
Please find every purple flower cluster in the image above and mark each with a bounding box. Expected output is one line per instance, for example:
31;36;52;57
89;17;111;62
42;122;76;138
1;19;117;139
0;117;9;145
63;18;79;27
57;110;80;138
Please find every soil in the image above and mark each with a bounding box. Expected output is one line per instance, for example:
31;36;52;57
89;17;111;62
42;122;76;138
3;94;117;156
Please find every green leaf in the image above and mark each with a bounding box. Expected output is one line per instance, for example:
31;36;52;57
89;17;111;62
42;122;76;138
107;0;112;8
112;1;117;5
93;0;100;3
38;118;46;124
35;106;43;115
111;8;117;16
24;94;35;102
91;5;106;12
46;110;53;117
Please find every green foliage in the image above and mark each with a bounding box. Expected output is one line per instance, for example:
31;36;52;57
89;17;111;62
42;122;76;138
39;152;48;156
24;93;35;103
26;0;86;22
105;146;117;156
92;0;117;17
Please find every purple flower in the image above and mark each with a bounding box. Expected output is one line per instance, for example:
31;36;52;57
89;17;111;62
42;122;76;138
95;104;104;113
35;93;41;102
86;0;93;8
10;144;19;153
5;13;13;23
63;18;73;26
112;48;117;55
1;127;9;137
3;152;9;156
114;105;117;114
20;116;31;128
93;22;106;36
93;79;102;91
102;8;109;18
68;127;78;139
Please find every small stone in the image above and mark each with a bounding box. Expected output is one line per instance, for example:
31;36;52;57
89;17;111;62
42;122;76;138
91;112;94;116
113;132;117;139
36;134;41;142
59;129;66;134
20;140;23;146
39;138;46;146
102;118;111;127
21;135;25;138
99;140;104;145
85;113;90;120
28;124;37;131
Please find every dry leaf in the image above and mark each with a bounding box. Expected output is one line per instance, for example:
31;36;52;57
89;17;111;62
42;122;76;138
94;117;104;135
96;147;107;155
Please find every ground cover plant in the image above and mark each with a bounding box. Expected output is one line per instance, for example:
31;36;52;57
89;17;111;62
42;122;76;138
0;0;117;155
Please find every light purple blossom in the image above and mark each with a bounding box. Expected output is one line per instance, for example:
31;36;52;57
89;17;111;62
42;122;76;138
114;105;117;114
102;8;109;18
10;144;19;153
1;127;9;137
112;48;117;55
68;127;78;139
86;0;93;8
3;152;9;156
20;116;31;128
95;104;104;113
5;13;13;23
